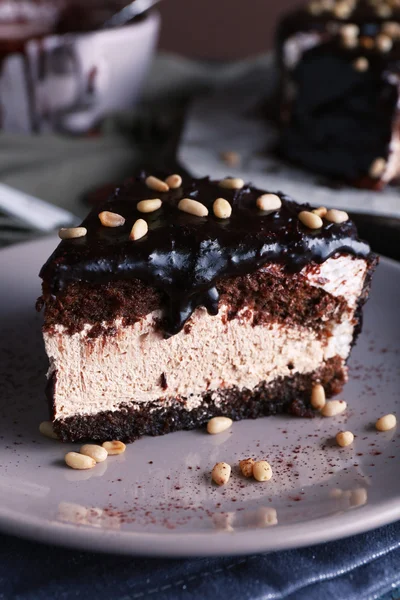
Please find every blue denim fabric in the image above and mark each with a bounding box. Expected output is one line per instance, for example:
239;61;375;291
0;522;399;600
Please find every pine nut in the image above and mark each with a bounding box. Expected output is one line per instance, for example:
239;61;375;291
212;511;235;531
350;487;368;507
308;1;323;15
321;400;347;417
342;35;358;48
58;501;88;524
145;175;169;192
253;460;273;482
58;227;87;240
213;198;232;219
220;151;240;167
369;157;386;178
340;24;359;39
334;1;352;19
165;174;182;189
207;416;233;434
129;219;148;241
312;206;327;218
340;24;359;48
65;452;96;470
39;420;58;440
376;4;392;18
137;199;162;213
256;194;282;211
330;488;344;499
256;507;278;527
311;384;326;410
102;440;126;455
382;22;400;39
80;444;108;463
298;211;323;229
376;33;392;52
336;431;354;447
211;462;231;485
218;177;244;190
375;413;397;432
98;211;125;227
325;209;349;224
353;57;369;72
239;458;255;478
178;198;208;217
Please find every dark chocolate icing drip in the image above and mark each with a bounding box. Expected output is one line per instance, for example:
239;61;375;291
40;173;372;336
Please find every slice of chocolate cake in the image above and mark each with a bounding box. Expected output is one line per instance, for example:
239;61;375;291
37;173;377;442
277;0;400;189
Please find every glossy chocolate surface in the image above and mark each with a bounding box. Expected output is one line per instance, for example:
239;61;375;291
40;173;372;336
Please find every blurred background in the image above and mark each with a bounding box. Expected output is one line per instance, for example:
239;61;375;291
158;0;298;59
0;0;399;257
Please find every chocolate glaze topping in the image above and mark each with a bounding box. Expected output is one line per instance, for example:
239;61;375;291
40;173;372;337
277;0;400;187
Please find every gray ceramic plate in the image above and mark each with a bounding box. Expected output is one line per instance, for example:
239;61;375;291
0;237;399;557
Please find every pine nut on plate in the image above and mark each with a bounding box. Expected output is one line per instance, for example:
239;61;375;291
239;458;255;478
375;414;397;432
102;441;126;455
321;400;347;417
80;444;108;463
336;431;354;447
220;151;240;167
353;57;369;72
256;507;278;527
369;158;386;179
253;461;273;482
207;416;232;434
311;384;326;410
211;462;231;485
65;452;96;470
39;420;58;440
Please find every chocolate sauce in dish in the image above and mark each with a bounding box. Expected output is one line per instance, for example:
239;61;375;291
40;173;372;337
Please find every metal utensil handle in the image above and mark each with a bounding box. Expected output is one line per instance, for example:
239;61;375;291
103;0;161;28
0;183;78;232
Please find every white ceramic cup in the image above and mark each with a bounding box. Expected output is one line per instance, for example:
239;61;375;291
0;10;160;134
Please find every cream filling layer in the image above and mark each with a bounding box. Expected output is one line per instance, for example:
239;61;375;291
46;306;353;420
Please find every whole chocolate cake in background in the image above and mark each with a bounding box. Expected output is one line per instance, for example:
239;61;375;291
37;172;377;443
277;0;400;189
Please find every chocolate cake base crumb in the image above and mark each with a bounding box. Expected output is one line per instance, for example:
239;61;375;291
52;356;345;443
